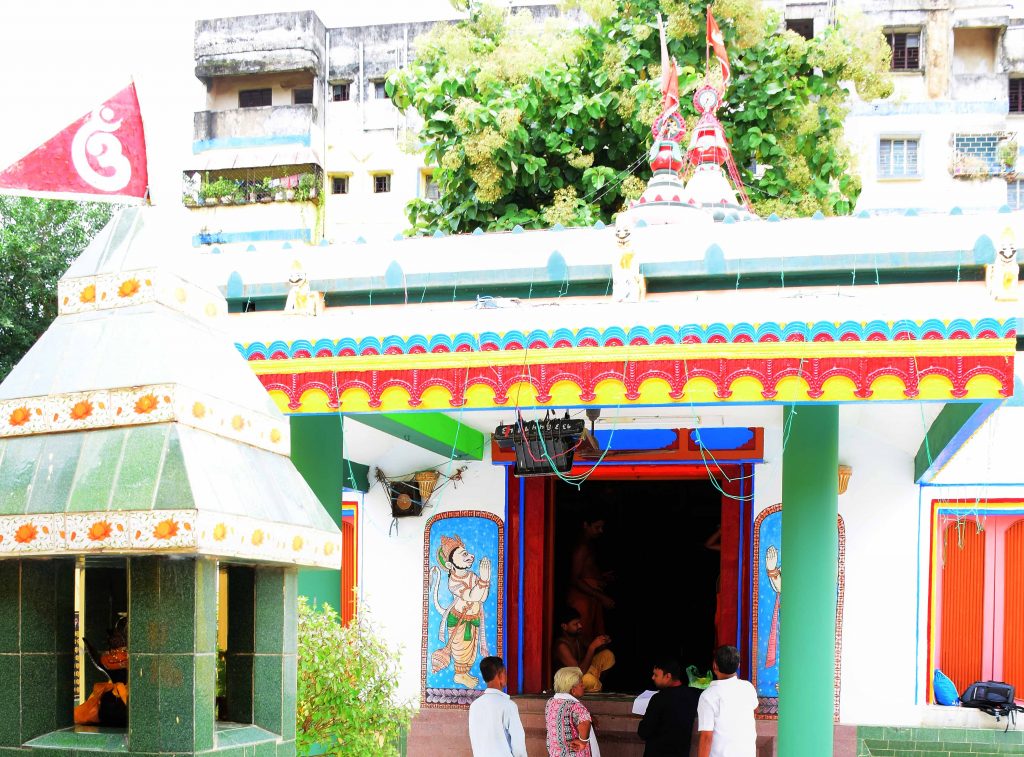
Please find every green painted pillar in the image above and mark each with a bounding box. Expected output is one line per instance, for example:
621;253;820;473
778;405;838;757
290;415;343;609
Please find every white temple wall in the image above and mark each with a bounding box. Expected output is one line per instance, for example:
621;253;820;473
358;454;506;706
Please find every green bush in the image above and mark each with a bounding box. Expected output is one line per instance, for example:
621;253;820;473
297;599;412;757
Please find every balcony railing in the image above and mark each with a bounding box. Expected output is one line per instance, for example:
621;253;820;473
194;104;319;145
950;132;1017;178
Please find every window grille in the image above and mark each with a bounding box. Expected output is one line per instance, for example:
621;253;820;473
425;177;440;200
373;174;391;193
238;88;272;108
373;81;388;100
887;32;921;71
1008;180;1024;210
293;88;313;105
878;138;919;178
951;133;1004;176
332;83;350;102
1011;79;1024;115
332;176;349;195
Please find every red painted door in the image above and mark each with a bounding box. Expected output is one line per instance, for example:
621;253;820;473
939;522;986;693
1002;519;1024;695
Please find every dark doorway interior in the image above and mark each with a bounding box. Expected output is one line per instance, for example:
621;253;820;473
553;477;722;693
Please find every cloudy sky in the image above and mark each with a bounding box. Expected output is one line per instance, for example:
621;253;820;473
0;1;473;202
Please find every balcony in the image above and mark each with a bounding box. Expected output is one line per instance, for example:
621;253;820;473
194;11;325;82
949;132;1017;179
194;104;319;149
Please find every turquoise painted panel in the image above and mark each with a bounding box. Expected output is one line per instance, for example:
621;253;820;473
25;433;83;515
67;430;125;512
109;426;168;511
0;435;43;515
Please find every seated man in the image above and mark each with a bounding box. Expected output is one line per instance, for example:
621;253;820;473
553;606;614;693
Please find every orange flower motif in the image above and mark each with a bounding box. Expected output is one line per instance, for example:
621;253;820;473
292;535;304;552
118;278;141;298
231;415;245;431
14;523;38;544
153;519;179;540
80;284;96;303
212;523;227;541
134;394;158;414
8;407;30;427
88;521;112;541
270;428;282;444
251;529;265;546
192;402;206;419
70;400;93;421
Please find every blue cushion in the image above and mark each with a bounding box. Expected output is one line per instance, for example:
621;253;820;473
933;669;960;706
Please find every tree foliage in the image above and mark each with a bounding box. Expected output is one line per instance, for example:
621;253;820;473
296;600;412;757
0;198;114;382
389;0;893;232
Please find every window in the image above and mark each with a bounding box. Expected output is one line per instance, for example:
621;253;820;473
931;509;1024;700
1011;79;1024;115
238;88;273;108
332;82;351;102
1009;180;1024;210
293;88;313;105
952;133;1001;177
331;176;349;195
423;173;440;200
878;137;919;178
373;174;391;193
373;80;389;100
786;18;814;40
887;31;921;71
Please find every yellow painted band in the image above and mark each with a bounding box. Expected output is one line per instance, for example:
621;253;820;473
248;339;1015;375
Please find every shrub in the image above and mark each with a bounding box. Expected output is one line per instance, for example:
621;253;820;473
297;599;412;757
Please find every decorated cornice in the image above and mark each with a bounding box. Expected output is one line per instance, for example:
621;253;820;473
58;267;226;319
0;509;341;569
0;383;289;453
240;319;1016;410
238;318;1015;362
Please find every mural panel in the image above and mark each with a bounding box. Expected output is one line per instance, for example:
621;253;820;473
750;503;845;719
422;510;504;707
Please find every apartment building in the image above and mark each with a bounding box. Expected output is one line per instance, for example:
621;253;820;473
184;3;1024;249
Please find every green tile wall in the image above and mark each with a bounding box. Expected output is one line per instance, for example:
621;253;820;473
858;725;1024;756
0;560;76;747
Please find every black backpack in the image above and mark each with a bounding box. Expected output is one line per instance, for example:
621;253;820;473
960;681;1021;726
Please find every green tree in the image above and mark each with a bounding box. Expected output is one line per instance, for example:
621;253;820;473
297;600;412;757
0;197;114;381
389;0;893;232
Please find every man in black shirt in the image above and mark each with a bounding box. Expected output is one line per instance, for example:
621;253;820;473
638;657;700;756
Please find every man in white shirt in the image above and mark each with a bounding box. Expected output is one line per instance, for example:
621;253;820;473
697;645;758;757
468;656;528;757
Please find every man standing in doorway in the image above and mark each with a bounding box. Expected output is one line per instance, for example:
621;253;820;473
468;656;528;757
696;645;758;757
637;657;699;756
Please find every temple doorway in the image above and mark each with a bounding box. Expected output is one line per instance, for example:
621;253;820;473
553;476;722;693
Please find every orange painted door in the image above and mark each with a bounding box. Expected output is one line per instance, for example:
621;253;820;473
940;522;986;693
1003;519;1024;695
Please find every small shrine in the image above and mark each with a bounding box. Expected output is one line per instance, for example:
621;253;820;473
0;207;340;756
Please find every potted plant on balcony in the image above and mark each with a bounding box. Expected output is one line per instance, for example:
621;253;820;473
258;178;274;203
296;174;318;202
233;184;248;205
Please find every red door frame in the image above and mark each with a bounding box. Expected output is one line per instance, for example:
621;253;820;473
504;462;752;694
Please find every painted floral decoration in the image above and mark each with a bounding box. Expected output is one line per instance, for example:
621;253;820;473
270;428;282;444
292;535;304;551
134;394;159;414
80;284;96;304
324;542;335;556
118;278;141;298
192;402;206;419
8;407;30;427
231;415;245;431
153;519;179;540
14;524;38;544
70;400;94;421
88;521;112;541
213;523;227;541
252;529;265;546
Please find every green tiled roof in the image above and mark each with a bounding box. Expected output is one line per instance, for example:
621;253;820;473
0;424;334;532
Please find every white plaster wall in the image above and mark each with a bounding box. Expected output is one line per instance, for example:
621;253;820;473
358;454;507;706
207;73;316;110
750;412;924;726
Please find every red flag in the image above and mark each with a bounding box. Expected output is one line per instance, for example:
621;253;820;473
707;8;731;89
658;14;679;116
0;84;148;202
